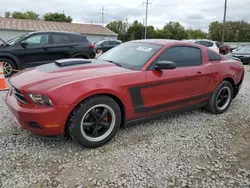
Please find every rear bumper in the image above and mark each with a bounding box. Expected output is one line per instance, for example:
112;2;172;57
5;88;72;136
233;71;245;98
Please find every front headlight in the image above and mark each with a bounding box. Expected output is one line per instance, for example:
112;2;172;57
29;93;53;106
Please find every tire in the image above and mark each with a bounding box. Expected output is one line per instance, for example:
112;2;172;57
68;95;122;148
205;81;233;114
0;58;17;77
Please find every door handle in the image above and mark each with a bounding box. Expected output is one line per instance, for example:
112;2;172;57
44;47;48;51
197;71;202;74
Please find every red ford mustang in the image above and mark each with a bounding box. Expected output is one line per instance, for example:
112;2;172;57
5;39;245;148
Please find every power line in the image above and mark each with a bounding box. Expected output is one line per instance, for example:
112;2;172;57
222;0;228;43
100;6;107;26
143;0;151;39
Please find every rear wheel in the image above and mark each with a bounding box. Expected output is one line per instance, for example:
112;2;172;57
205;81;233;114
68;95;121;148
0;58;17;77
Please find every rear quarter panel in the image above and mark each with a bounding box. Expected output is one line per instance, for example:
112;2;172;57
203;56;244;93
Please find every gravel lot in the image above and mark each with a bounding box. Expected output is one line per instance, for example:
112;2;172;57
0;67;250;188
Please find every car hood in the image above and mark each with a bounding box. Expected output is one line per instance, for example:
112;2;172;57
9;58;133;91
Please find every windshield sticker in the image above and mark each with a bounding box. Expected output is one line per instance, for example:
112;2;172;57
136;46;152;52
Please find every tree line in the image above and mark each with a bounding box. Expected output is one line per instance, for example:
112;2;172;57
106;20;250;42
3;11;250;42
4;11;72;23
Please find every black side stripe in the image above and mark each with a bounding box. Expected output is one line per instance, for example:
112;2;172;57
146;93;212;112
129;80;212;114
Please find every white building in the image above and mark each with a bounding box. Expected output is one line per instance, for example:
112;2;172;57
0;17;117;43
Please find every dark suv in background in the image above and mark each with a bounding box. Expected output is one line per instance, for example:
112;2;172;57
0;31;96;76
94;39;122;53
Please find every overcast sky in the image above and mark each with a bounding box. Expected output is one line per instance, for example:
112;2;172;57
0;0;249;32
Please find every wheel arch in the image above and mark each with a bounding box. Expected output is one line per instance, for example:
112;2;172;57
220;76;238;98
0;53;20;68
65;92;126;133
72;52;91;59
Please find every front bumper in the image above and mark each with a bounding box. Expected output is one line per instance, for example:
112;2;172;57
5;88;72;137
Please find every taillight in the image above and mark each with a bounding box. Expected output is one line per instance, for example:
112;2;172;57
88;43;95;48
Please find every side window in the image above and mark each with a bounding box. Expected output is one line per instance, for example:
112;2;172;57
51;34;73;44
110;41;120;45
155;46;202;67
23;34;49;46
204;41;213;47
195;41;202;45
102;41;110;46
109;41;116;45
70;35;88;43
195;41;213;47
208;50;221;61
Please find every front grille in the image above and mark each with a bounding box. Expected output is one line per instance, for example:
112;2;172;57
14;88;28;104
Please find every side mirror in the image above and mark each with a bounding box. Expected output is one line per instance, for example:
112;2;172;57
154;60;176;70
20;41;28;48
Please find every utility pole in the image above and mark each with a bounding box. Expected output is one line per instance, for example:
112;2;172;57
143;0;151;39
100;6;107;26
221;0;227;44
142;18;145;39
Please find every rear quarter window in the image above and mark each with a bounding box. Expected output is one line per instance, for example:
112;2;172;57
70;34;89;43
208;50;221;61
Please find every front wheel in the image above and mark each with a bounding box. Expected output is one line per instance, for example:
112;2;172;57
1;58;17;77
205;81;233;114
68;95;122;148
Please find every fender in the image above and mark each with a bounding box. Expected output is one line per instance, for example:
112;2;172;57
73;89;125;106
0;52;21;68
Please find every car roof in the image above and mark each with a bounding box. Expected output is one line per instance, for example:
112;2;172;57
128;39;217;50
129;39;178;45
27;30;85;36
129;39;209;47
99;39;121;42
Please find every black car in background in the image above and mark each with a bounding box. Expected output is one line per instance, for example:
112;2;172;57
94;39;122;53
228;45;250;65
0;31;96;76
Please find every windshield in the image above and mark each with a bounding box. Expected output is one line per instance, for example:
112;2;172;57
7;34;28;45
97;42;163;70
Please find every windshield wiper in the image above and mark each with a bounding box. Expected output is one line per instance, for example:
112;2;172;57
105;60;122;67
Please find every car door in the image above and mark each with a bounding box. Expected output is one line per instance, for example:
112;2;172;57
109;41;119;50
144;45;212;116
48;33;75;60
101;41;111;52
14;33;53;68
